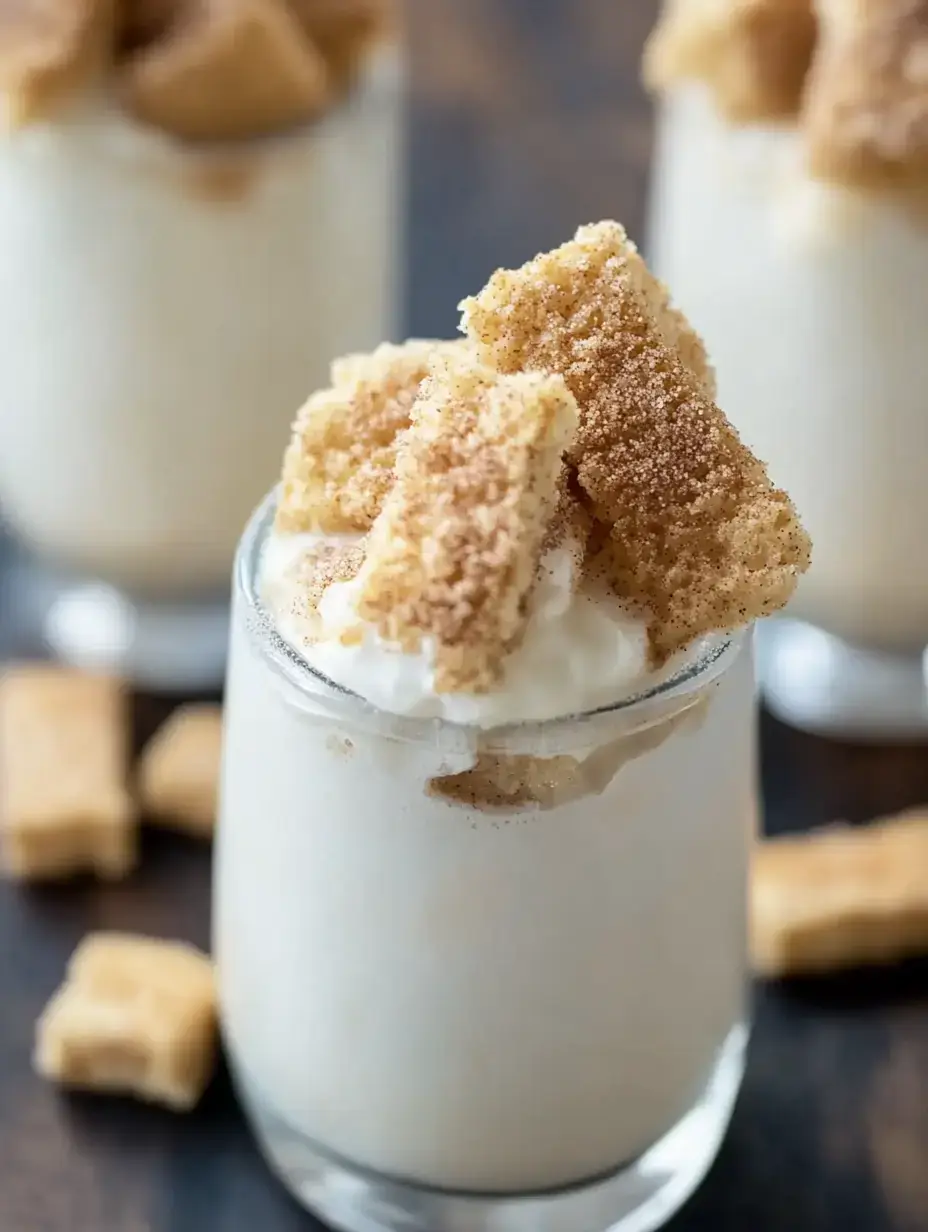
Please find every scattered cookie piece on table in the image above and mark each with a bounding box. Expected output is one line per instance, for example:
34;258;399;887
122;0;331;142
751;809;928;977
35;932;217;1111
0;665;136;881
139;704;223;839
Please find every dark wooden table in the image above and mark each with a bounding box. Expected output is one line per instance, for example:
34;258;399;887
1;3;927;1230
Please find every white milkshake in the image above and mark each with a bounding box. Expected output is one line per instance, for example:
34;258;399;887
646;0;928;734
215;224;810;1232
0;0;399;686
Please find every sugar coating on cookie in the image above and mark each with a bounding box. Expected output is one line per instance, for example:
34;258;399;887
351;349;578;693
277;340;464;535
460;221;811;660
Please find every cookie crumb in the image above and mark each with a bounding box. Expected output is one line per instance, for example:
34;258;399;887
35;932;217;1110
139;704;223;839
352;349;578;693
752;809;928;976
0;665;136;881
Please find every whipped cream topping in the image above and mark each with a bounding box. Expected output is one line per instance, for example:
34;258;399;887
261;532;684;727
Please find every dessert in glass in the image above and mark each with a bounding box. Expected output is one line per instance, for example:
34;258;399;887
0;0;399;689
215;223;811;1232
646;0;928;736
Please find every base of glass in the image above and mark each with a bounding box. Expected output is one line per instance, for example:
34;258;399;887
233;1023;747;1232
756;618;928;740
0;547;229;692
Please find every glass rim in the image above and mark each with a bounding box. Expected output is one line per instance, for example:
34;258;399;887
235;489;747;742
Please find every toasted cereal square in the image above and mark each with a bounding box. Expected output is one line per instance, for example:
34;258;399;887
460;221;811;660
351;349;578;693
803;0;928;197
0;0;116;128
277;339;462;535
644;0;817;122
139;704;223;838
0;666;136;881
121;0;330;141
751;810;928;977
35;932;217;1111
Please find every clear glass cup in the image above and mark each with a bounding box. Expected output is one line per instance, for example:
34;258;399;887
0;46;401;691
214;492;757;1232
648;88;928;739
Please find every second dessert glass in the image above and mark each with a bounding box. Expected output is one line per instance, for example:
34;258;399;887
214;491;756;1232
0;43;400;691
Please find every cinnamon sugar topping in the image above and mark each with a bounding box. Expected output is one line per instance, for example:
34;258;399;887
804;0;928;197
644;0;817;122
277;340;463;535
460;221;811;660
350;350;578;694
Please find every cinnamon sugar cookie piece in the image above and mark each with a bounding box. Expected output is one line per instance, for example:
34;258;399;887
0;666;136;881
645;0;817;122
0;0;116;127
461;221;811;660
122;0;330;141
277;340;462;535
804;0;928;198
352;350;578;694
288;0;391;89
139;704;223;838
752;810;928;977
35;933;217;1110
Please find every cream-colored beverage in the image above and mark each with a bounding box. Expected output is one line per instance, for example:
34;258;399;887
215;223;811;1232
646;0;928;735
0;0;398;687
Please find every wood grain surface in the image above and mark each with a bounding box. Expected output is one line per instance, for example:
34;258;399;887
0;3;926;1230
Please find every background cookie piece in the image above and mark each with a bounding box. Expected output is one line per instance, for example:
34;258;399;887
122;0;331;141
751;810;928;977
35;932;217;1111
139;704;223;838
0;0;116;127
0;665;136;881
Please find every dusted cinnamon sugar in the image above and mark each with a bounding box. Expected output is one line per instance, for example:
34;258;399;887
804;0;928;198
460;221;811;660
277;340;464;535
351;350;578;694
644;0;817;122
0;0;116;127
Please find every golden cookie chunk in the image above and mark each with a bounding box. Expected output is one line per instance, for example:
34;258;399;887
287;0;391;88
804;0;928;199
277;340;462;535
0;665;136;881
121;0;330;141
0;0;116;127
351;349;578;694
751;810;928;977
461;221;811;661
644;0;817;122
35;932;217;1111
139;704;223;838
